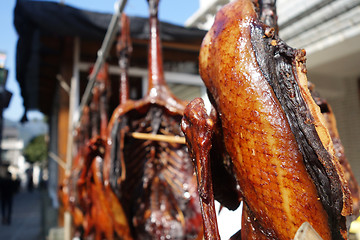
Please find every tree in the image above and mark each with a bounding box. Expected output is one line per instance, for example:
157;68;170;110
23;134;47;164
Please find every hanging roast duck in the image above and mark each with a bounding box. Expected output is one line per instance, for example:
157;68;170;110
103;0;203;239
61;28;131;239
309;83;360;222
75;13;133;240
58;62;112;239
60;102;91;237
75;62;113;239
181;0;358;239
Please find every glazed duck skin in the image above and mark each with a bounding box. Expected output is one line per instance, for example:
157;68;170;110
250;19;351;237
182;0;352;239
102;0;203;238
309;83;360;221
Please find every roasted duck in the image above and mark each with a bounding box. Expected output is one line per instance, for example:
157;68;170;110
101;13;134;240
60;104;91;237
76;14;133;240
60;59;129;240
76;62;114;239
181;0;357;239
103;0;203;239
309;83;360;221
58;63;112;239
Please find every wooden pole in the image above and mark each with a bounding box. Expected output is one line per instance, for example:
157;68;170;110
63;36;80;240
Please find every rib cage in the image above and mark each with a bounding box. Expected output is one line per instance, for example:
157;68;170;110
109;104;201;239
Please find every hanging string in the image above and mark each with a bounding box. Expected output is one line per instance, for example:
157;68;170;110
77;0;128;126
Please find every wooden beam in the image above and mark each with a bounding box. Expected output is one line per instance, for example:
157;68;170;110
57;37;73;229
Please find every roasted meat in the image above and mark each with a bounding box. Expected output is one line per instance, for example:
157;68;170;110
309;83;360;221
181;0;355;239
75;14;133;240
103;0;203;239
61;32;132;239
60;105;89;235
75;63;119;239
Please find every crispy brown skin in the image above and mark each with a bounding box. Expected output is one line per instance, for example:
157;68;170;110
102;1;203;239
200;2;329;238
310;83;360;220
60;16;134;240
183;0;353;239
181;98;221;239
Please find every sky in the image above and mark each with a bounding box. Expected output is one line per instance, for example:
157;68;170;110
0;0;199;122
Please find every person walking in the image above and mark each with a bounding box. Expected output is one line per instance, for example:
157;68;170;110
0;171;18;225
26;167;34;192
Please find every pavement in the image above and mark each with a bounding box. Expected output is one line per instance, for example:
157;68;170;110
0;190;42;240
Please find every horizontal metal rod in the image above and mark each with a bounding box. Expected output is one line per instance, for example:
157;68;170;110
77;62;204;86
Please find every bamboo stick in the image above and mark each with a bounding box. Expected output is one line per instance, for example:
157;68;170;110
129;132;186;144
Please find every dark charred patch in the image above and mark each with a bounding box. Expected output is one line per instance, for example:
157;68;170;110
250;22;345;240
